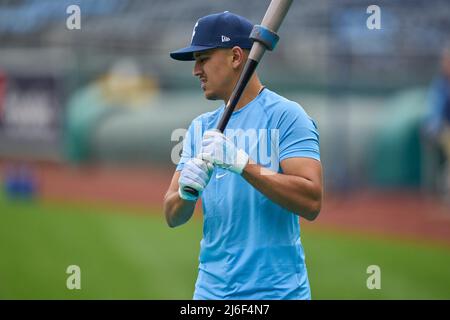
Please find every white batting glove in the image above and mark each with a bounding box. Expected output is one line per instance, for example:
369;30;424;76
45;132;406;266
199;130;249;175
178;158;213;201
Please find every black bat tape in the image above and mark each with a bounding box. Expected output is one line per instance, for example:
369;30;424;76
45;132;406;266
217;59;259;132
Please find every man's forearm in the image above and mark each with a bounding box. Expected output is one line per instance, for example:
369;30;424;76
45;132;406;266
241;161;322;221
163;191;197;227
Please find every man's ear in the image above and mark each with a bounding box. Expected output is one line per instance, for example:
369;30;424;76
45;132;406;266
231;46;246;70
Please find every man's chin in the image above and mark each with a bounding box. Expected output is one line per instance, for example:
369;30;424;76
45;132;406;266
203;91;219;100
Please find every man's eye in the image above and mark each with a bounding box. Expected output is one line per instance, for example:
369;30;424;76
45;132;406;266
199;57;208;63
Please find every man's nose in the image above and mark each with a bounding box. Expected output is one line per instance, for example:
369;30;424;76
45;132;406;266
193;61;202;77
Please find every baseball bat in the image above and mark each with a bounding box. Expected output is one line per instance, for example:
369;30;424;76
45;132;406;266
184;0;293;197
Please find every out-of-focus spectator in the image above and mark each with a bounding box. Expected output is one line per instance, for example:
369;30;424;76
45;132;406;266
422;45;450;201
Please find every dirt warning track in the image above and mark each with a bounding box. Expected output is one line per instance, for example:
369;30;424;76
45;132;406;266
1;160;449;245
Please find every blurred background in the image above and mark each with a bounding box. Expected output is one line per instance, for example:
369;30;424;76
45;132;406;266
0;0;449;299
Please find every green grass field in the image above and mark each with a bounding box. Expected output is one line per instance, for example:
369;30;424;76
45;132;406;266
1;196;450;299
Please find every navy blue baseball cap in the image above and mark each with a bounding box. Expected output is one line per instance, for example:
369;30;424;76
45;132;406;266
170;11;254;61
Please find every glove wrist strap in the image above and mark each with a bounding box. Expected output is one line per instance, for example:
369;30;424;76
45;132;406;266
178;187;198;202
232;149;250;175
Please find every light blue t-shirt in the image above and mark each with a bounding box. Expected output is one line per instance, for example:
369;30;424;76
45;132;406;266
176;88;320;300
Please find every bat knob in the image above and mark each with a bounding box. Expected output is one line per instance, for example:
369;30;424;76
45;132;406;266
183;186;199;197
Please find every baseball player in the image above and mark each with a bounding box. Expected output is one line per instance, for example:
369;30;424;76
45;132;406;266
163;12;323;300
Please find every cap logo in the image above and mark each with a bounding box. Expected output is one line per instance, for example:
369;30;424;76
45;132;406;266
221;35;231;42
191;21;199;43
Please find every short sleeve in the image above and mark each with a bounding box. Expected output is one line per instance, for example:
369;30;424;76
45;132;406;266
278;103;320;162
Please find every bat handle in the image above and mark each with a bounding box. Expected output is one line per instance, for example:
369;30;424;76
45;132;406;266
183;186;199;197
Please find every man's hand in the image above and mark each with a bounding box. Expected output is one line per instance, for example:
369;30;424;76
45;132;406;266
178;158;213;201
200;130;249;174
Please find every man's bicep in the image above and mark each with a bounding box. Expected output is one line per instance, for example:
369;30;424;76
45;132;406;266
280;157;322;186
